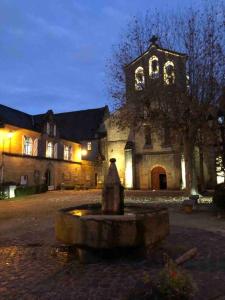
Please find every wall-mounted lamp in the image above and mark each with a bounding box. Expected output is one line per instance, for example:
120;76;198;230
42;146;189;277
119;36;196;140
7;131;13;139
81;149;87;156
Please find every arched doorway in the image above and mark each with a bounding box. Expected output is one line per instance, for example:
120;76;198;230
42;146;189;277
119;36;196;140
151;166;167;190
45;169;51;186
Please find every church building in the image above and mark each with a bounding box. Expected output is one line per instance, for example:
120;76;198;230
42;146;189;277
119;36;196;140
104;37;216;190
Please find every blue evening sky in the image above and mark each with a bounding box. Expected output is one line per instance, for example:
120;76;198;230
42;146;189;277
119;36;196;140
0;0;199;114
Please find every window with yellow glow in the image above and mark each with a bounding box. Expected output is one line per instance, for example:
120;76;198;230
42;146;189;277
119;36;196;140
135;66;145;90
164;61;175;85
149;55;159;79
23;136;33;155
87;142;92;151
64;145;72;160
46;141;53;158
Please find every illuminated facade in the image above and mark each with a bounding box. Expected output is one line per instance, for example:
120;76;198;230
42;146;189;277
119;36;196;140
104;38;217;190
0;106;108;189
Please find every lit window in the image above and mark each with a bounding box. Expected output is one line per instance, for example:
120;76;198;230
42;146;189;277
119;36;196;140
149;56;159;79
135;66;145;90
164;61;175;85
64;145;72;160
46;141;53;158
87;142;92;151
23;136;33;155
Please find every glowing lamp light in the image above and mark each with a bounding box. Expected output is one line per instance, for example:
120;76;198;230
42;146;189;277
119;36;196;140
7;131;13;138
81;149;87;156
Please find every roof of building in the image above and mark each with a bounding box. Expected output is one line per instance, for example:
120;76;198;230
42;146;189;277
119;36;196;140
0;104;34;130
125;44;187;68
34;106;109;141
0;103;108;142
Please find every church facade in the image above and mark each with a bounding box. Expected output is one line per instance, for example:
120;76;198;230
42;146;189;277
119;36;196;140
104;39;217;190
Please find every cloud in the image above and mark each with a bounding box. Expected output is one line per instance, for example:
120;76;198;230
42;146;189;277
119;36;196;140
27;14;74;39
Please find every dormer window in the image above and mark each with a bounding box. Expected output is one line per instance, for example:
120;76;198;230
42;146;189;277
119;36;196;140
46;122;50;135
164;61;175;85
149;56;159;79
135;67;145;90
53;124;57;137
87;142;92;151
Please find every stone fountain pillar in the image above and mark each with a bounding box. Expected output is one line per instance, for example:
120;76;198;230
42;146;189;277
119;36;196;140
102;158;124;215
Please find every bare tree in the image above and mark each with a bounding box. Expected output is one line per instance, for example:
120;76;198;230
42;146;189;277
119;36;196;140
106;2;225;193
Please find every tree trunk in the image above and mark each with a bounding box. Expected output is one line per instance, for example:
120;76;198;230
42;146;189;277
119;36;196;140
199;147;205;192
183;135;198;195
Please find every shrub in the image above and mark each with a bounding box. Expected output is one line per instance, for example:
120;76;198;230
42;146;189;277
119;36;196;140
36;184;48;194
125;262;196;300
15;184;48;197
0;191;7;200
213;183;225;210
157;260;196;300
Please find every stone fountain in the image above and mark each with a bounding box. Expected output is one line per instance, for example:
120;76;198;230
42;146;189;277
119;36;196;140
55;158;169;262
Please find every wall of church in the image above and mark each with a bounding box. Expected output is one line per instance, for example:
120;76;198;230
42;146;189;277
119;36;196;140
105;117;130;185
136;152;181;189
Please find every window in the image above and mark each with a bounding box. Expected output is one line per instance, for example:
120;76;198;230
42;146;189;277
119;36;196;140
164;61;175;85
46;141;53;158
163;127;171;147
87;142;92;151
135;66;145;90
46;122;50;135
53;125;57;137
144;127;152;147
149;55;159;79
64;145;72;160
23;136;33;155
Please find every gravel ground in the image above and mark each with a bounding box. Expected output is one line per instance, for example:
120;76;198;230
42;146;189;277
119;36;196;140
0;190;225;300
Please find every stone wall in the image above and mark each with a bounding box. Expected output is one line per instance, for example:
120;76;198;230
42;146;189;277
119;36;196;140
2;154;96;188
136;152;181;189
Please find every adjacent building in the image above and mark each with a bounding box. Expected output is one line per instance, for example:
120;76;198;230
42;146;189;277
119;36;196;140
0;105;108;189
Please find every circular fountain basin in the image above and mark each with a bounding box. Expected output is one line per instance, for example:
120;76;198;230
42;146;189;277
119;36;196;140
55;203;169;250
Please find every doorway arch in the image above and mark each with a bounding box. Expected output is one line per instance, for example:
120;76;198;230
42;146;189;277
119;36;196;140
45;163;54;187
151;166;167;190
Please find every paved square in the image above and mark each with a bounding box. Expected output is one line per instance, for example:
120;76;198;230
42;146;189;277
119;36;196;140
1;190;225;299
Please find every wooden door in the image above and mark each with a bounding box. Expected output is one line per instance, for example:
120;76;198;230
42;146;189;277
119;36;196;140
151;166;166;190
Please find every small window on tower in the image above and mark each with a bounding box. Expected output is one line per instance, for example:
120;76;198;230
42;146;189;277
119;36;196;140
164;61;175;85
87;142;92;151
144;127;152;147
149;56;159;79
135;67;145;90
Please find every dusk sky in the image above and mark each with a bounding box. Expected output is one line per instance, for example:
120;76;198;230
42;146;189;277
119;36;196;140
0;0;199;114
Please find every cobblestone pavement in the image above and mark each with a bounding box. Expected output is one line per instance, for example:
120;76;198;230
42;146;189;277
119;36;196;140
0;190;225;300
